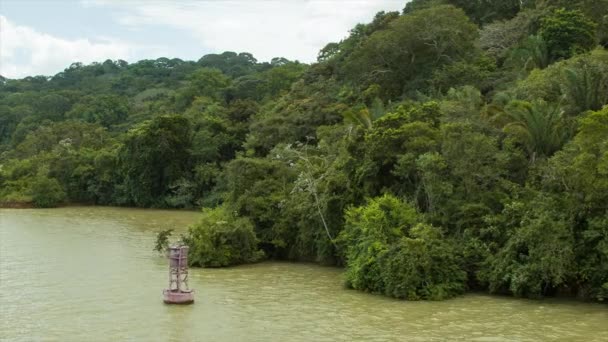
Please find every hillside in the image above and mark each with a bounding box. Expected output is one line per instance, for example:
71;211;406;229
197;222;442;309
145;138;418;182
1;0;607;301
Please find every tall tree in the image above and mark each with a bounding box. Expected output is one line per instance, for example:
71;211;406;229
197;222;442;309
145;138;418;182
118;115;192;207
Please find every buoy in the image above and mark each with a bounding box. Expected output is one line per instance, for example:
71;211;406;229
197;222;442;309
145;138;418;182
162;245;194;304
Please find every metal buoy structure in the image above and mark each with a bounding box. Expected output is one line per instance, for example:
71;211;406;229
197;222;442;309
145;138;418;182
163;245;194;304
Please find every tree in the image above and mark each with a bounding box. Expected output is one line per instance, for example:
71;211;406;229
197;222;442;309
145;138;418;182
431;55;497;93
506;35;550;72
492;100;571;163
439;123;509;216
197;51;258;77
343;5;479;99
174;68;231;110
118;115;192;207
482;196;576;298
29;172;66;208
183;206;264;267
223;157;295;257
340;194;466;300
540;9;597;62
276;127;355;263
547;107;608;218
316;11;400;64
448;0;523;25
359;102;442;198
244;77;344;156
404;0;526;25
154;229;174;253
540;0;608;47
508;49;608;116
561;55;608;114
33;93;73;121
66;94;130;128
479;9;543;61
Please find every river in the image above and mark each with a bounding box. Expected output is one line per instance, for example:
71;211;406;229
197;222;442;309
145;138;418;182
0;207;606;341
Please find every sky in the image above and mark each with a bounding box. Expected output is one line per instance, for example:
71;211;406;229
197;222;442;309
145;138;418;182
0;0;406;79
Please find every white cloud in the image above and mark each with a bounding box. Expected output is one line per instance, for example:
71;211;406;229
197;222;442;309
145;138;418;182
86;0;406;63
0;1;406;78
0;15;136;78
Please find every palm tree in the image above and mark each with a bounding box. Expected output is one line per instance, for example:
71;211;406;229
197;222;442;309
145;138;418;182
507;35;550;72
562;59;608;115
492;100;572;163
342;97;387;130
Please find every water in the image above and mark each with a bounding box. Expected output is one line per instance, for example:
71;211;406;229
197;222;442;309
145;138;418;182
1;207;606;342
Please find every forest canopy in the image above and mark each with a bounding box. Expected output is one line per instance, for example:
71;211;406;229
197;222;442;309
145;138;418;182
1;0;607;301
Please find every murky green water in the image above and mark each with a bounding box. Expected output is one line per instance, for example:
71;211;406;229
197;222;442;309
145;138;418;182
1;207;606;341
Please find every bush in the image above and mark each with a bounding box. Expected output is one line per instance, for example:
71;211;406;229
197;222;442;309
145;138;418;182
480;197;576;298
183;206;264;267
340;194;466;300
154;229;174;253
29;175;66;208
380;224;466;300
340;194;418;292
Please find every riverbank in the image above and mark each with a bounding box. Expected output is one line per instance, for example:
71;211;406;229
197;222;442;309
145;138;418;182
4;205;605;304
0;201;34;208
0;201;201;212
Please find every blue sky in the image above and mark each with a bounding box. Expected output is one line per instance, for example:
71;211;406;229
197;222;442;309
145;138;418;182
0;0;406;78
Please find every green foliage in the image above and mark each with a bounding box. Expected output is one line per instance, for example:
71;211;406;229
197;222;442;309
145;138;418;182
544;107;608;300
358;102;442;197
174;68;231;110
342;5;479;98
479;9;544;62
66;94;130;128
482;196;575;298
183;206;264;267
509;49;608;115
340;194;420;292
492;100;571;162
540;9;597;61
2;0;607;303
223;156;295;257
29;173;66;208
561;54;608;114
404;0;525;25
118;115;192;207
506;35;550;71
154;229;174;253
244;76;343;156
540;0;608;47
340;195;466;300
380;224;466;300
431;54;497;93
317;11;400;64
197;51;257;77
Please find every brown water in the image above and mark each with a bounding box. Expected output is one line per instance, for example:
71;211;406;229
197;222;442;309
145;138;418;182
1;207;606;341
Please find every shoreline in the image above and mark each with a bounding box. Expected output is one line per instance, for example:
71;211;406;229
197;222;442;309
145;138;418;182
0;201;34;209
0;202;200;212
3;205;605;304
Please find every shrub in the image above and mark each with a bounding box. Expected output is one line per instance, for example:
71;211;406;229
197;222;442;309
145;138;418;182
29;175;66;208
340;194;466;300
480;197;576;298
340;194;418;293
183;206;264;267
154;229;174;253
380;224;466;300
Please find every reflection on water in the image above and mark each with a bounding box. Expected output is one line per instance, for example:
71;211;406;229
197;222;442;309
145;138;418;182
1;207;606;341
